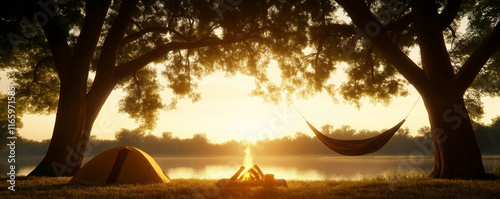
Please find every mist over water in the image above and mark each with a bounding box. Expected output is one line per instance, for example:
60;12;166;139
5;155;500;180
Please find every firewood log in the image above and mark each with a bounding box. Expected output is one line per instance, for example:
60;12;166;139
230;166;245;181
253;165;265;179
249;169;260;180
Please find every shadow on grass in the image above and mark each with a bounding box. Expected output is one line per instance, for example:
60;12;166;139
1;176;139;192
2;176;72;192
254;187;280;198
215;186;283;198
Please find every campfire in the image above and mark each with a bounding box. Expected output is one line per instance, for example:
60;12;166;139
217;146;287;187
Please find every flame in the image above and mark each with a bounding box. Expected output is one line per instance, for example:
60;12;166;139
243;145;253;168
241;145;254;181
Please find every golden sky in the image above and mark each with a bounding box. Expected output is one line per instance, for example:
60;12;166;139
2;60;500;143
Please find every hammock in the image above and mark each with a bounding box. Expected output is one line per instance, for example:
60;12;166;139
304;119;406;156
252;75;417;156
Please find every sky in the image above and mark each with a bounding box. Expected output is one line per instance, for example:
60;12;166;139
1;59;500;143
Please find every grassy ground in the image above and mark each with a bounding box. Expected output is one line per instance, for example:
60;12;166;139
1;176;499;199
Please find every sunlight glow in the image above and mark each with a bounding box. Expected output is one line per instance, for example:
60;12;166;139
214;27;223;38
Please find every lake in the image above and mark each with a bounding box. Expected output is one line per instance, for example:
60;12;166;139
5;155;499;180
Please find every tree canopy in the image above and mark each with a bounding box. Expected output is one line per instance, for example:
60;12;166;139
1;0;498;130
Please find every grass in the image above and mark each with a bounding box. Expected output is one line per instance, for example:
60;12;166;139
1;175;499;199
492;161;500;177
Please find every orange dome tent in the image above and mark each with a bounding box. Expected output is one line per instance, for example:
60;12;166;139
69;145;170;184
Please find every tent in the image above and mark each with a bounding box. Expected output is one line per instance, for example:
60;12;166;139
69;145;170;184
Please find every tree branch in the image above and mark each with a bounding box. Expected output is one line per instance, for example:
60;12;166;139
28;56;53;88
86;0;140;126
92;0;138;86
452;21;500;96
121;26;190;46
334;0;428;93
412;0;457;85
365;44;375;82
133;73;143;100
113;36;253;83
131;19;142;30
314;31;330;68
70;0;112;84
96;0;139;72
40;16;72;82
438;0;463;31
385;14;413;33
324;24;357;35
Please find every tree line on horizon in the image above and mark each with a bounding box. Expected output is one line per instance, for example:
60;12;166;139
6;117;500;157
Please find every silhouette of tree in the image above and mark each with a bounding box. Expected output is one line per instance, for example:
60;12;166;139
115;128;144;146
0;94;23;151
1;0;281;176
475;117;500;155
237;0;498;178
417;126;432;140
302;0;500;178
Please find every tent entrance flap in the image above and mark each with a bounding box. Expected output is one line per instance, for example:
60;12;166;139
305;119;406;156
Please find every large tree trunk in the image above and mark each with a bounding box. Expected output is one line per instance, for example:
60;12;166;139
28;0;124;177
28;76;89;176
28;84;114;177
422;93;489;179
332;0;500;179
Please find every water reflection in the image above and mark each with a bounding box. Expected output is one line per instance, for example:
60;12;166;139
4;155;499;180
167;166;236;179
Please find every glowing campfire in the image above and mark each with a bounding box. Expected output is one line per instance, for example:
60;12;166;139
217;146;287;187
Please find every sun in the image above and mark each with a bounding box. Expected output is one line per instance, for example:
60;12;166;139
230;114;267;142
229;109;274;142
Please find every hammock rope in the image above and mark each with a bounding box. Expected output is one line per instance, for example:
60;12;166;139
406;96;420;119
253;74;419;156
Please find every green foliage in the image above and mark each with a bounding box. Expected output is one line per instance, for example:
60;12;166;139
417;126;431;139
451;0;500;120
474;116;500;154
0;94;23;151
119;67;164;130
0;0;84;116
1;0;499;131
8;58;60;115
114;128;145;146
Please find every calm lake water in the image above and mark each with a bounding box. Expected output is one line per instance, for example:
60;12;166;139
5;155;499;180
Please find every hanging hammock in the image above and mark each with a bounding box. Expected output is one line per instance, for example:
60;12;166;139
304;119;406;156
252;75;417;156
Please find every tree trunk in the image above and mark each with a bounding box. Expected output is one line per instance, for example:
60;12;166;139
28;79;115;177
422;93;490;179
28;0;116;177
28;78;88;176
80;85;116;158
